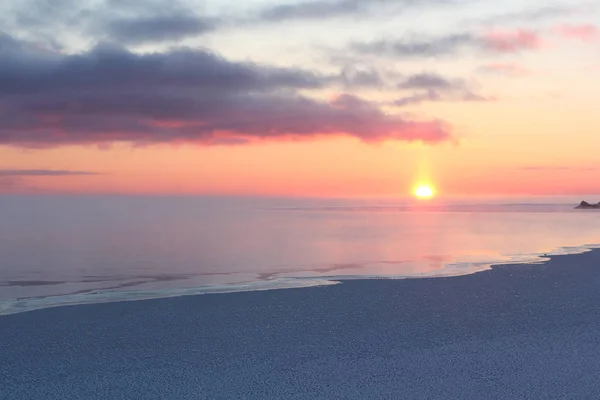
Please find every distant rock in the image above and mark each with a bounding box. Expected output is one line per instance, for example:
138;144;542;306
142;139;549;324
575;201;600;209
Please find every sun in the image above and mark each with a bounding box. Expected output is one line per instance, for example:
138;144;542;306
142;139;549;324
413;184;435;199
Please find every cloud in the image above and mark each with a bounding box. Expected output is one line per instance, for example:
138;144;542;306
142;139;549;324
478;62;530;77
2;0;219;47
95;0;222;44
259;0;366;21
104;15;218;44
552;24;598;41
0;168;101;193
397;73;460;90
0;34;452;147
256;0;448;23
483;29;542;53
7;0;82;28
339;64;384;88
0;39;328;95
353;29;543;58
481;5;576;25
394;73;492;106
394;90;442;106
353;33;476;57
2;0;455;48
394;89;490;106
0;169;101;176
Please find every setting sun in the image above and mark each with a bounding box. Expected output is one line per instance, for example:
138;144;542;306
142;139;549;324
414;184;435;199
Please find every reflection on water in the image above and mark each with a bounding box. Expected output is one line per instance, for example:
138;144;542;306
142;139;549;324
1;195;600;314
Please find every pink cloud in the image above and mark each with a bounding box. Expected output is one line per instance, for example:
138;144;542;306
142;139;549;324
483;29;542;53
553;24;598;41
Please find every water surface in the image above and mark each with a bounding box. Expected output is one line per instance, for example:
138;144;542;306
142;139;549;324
1;195;599;314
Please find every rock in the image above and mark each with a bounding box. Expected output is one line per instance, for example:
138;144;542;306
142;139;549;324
575;201;600;209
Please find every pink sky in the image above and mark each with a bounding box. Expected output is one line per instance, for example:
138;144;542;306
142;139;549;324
1;0;599;197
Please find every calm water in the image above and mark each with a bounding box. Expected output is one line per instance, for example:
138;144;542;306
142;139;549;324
1;195;600;314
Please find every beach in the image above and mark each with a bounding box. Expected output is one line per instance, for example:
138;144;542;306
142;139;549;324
3;0;600;395
2;249;600;399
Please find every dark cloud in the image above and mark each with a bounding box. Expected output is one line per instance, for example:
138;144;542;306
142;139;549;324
2;0;90;50
256;0;454;23
0;31;22;52
0;170;101;176
394;90;442;106
394;73;492;106
2;0;452;48
3;0;469;48
104;0;189;13
353;33;475;57
394;89;490;106
259;0;365;21
105;15;218;44
353;29;542;58
340;64;384;88
2;0;219;46
397;73;460;90
0;34;452;147
0;168;93;193
0;40;328;96
96;0;222;44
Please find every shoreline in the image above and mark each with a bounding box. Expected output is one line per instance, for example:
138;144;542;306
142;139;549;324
3;248;600;398
2;242;600;317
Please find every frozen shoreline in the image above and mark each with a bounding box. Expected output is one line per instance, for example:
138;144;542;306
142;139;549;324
2;242;600;316
3;248;600;398
2;242;600;317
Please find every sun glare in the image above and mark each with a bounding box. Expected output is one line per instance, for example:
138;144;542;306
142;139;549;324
414;184;435;199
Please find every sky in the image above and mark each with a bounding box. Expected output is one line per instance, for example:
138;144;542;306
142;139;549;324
1;0;599;197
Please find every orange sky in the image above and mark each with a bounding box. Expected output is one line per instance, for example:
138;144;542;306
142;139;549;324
3;90;600;197
1;0;599;197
